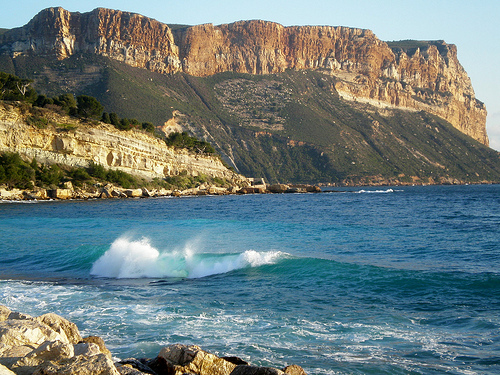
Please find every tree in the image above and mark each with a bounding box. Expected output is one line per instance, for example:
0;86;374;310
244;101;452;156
142;122;155;133
109;113;120;126
101;112;111;124
76;95;104;119
0;72;37;102
54;93;77;114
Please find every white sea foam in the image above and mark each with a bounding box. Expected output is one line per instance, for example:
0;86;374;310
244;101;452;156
356;188;395;194
90;237;285;279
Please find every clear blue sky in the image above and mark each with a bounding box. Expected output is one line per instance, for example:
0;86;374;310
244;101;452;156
2;0;499;151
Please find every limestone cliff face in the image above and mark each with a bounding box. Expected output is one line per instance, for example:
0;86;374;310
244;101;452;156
0;7;488;145
0;103;243;183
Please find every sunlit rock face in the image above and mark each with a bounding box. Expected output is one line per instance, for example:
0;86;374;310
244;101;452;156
0;7;488;145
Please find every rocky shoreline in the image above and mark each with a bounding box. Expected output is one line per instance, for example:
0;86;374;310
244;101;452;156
0;305;307;375
0;182;322;201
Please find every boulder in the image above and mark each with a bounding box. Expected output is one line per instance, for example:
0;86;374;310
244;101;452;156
73;342;101;357
0;364;16;375
81;336;112;359
124;189;143;198
0;319;66;351
31;353;120;375
12;340;74;375
154;344;237;375
0;307;11;322
282;365;307;375
47;189;73;199
305;185;322;193
208;186;228;195
36;313;83;344
267;184;289;193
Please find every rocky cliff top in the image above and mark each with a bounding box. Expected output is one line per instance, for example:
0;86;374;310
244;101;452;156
0;7;488;145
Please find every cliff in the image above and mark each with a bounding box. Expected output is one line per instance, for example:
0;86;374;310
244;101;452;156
0;102;244;184
0;7;488;145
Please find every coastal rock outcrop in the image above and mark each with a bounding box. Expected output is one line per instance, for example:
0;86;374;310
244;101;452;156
0;102;246;184
0;7;488;145
0;306;308;375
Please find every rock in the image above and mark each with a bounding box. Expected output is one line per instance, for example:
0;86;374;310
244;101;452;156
154;344;236;375
81;336;112;359
0;346;33;368
141;188;151;197
0;319;66;350
115;364;149;375
0;364;16;375
208;186;228;195
6;312;32;321
221;356;249;366
36;313;83;344
116;359;156;374
282;365;307;375
305;185;322;193
267;184;289;193
0;307;10;322
12;340;74;375
124;189;143;198
230;365;285;375
3;8;486;144
73;342;101;357
0;189;23;200
31;353;120;375
47;189;72;199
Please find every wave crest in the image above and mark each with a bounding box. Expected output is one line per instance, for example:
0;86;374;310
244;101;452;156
90;237;285;279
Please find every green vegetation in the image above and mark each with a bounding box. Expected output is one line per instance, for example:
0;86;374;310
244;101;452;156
1;55;499;185
165;132;216;154
0;152;231;192
0;72;37;102
76;95;103;119
0;151;140;190
0;153;36;189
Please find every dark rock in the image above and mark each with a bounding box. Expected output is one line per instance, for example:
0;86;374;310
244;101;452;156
117;358;157;375
230;365;284;375
221;357;249;366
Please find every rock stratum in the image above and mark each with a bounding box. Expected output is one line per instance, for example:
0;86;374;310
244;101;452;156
0;305;307;375
0;102;245;184
0;7;488;146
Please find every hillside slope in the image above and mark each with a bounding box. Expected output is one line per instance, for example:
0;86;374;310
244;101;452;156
1;7;499;185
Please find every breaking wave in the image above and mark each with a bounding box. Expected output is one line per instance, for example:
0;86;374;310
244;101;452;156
90;237;286;279
356;188;396;194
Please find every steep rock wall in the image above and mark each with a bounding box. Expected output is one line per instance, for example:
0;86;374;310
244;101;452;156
0;7;488;145
0;103;243;183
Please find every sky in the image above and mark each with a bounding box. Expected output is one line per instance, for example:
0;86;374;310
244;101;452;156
2;0;499;151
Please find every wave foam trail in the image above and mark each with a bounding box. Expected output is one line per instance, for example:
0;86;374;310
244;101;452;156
357;188;394;194
90;237;285;279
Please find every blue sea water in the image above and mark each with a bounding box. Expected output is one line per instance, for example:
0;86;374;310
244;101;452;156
0;184;499;374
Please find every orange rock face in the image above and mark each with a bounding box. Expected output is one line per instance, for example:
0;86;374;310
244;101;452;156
0;7;488;145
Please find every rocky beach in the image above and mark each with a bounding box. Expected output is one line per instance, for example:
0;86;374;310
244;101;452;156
0;305;307;375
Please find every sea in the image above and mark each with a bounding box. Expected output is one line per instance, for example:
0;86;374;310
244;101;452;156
0;184;499;374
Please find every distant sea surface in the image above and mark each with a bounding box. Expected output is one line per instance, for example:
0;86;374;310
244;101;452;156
1;185;499;374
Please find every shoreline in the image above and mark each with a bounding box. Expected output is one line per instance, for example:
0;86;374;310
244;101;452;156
0;182;322;202
0;305;308;375
1;180;499;202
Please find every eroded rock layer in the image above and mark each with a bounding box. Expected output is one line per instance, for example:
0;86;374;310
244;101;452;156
0;102;243;183
0;7;488;145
